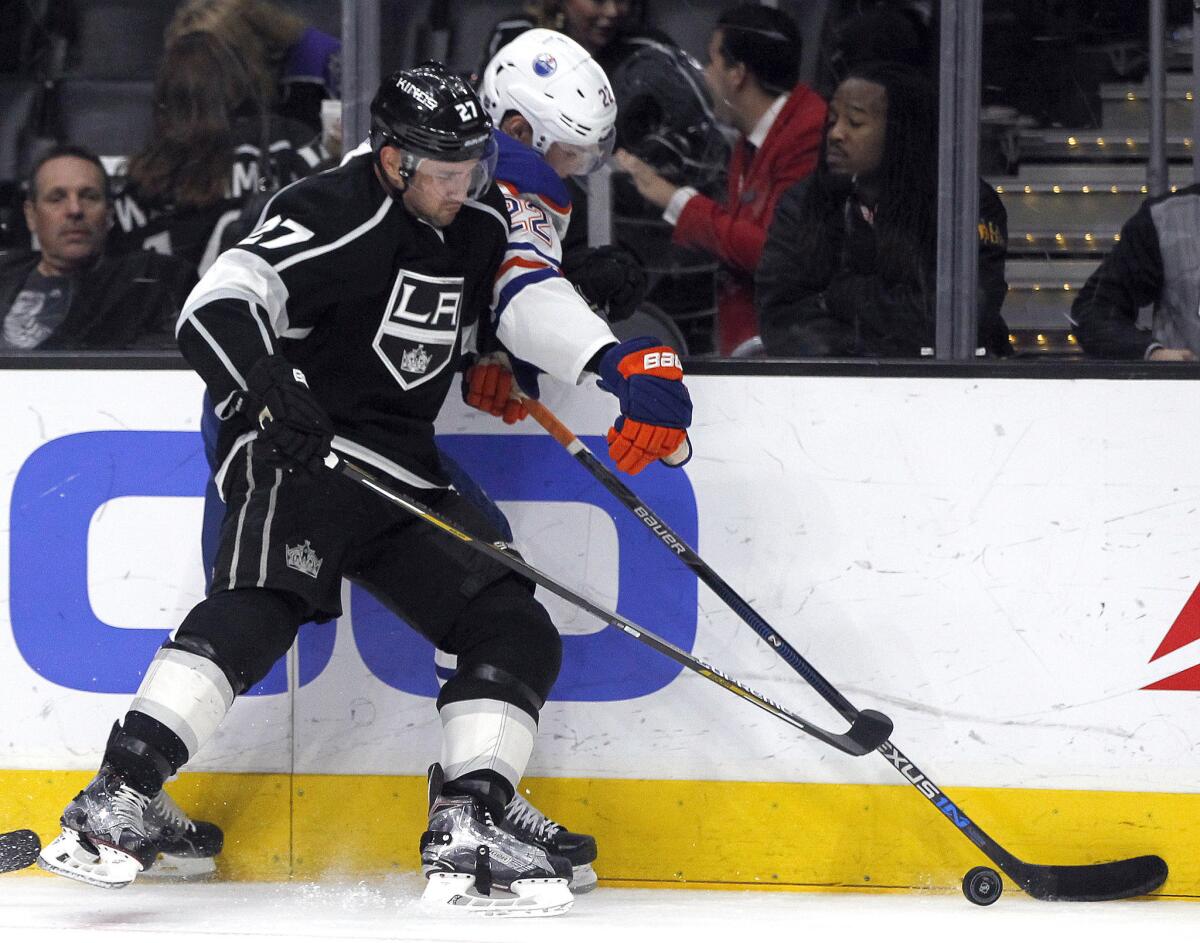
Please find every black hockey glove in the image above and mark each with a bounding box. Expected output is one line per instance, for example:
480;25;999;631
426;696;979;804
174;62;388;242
563;245;648;323
244;355;334;475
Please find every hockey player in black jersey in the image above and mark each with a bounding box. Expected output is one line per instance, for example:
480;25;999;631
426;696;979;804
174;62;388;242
38;62;691;917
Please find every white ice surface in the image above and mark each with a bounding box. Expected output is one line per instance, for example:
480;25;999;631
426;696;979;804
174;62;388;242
0;875;1197;943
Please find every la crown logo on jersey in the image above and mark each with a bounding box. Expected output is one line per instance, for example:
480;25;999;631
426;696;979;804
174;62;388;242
373;270;464;390
285;539;323;578
400;344;433;375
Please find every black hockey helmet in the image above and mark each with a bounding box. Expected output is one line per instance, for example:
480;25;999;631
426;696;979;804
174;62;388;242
611;42;730;190
372;60;495;159
371;62;498;198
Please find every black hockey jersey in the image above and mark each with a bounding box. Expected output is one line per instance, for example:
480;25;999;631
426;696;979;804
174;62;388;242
177;151;509;493
110;116;327;276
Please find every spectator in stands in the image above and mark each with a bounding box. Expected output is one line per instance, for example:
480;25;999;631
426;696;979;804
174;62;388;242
109;30;326;276
1069;185;1200;361
614;4;826;355
166;0;340;136
756;63;1011;359
815;1;935;96
481;1;666;78
0;144;192;350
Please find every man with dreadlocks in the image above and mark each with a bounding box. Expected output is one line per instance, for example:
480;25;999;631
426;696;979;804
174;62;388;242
756;62;1012;358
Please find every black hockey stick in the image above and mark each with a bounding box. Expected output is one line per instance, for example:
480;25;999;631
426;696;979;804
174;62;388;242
877;740;1167;901
526;402;1167;901
525;399;882;728
328;454;892;757
0;829;41;874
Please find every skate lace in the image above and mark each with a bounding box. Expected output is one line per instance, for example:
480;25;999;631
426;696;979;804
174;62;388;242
506;794;562;841
112;783;152;830
149;790;196;833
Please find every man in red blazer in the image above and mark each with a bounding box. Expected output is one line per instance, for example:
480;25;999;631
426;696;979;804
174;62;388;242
616;4;825;355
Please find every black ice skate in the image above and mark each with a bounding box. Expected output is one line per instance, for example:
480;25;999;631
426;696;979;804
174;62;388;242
141;789;224;880
38;766;157;889
420;765;574;917
501;792;598;893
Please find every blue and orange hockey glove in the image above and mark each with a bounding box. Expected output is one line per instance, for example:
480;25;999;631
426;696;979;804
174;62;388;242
596;336;692;475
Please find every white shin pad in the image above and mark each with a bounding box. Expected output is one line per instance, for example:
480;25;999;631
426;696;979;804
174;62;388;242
439;698;537;788
130;649;235;759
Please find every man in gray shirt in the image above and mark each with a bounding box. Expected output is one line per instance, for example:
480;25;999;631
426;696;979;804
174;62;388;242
1070;183;1200;360
3;268;72;348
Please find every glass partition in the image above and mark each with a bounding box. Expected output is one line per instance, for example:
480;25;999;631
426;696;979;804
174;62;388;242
2;0;1199;370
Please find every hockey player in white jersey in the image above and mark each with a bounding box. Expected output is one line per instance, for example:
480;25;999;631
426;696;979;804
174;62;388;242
449;29;691;892
469;28;691;473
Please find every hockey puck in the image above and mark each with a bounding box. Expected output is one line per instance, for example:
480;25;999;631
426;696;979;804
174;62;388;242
0;829;41;874
962;866;1002;905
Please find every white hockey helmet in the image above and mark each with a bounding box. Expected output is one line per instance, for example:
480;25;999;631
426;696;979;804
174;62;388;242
480;28;617;176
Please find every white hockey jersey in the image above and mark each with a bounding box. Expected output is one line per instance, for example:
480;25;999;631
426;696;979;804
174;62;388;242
489;131;616;385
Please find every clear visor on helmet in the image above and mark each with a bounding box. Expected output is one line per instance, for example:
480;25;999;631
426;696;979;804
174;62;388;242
409;132;499;200
545;125;616;178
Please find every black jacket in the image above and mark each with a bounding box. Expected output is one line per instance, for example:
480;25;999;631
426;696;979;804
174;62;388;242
757;178;1011;357
1069;183;1200;359
0;248;195;350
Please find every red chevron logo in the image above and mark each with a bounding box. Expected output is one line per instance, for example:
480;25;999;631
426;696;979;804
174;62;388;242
1143;582;1200;690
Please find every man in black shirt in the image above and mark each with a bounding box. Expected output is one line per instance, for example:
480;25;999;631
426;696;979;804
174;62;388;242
38;62;692;918
1070;184;1200;360
0;144;192;350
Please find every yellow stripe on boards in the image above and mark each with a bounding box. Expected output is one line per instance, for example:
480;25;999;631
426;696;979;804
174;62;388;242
1;770;1194;897
0;769;290;881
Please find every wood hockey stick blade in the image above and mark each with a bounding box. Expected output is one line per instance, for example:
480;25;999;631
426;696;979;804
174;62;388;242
0;829;41;873
329;455;892;756
523;398;880;726
878;741;1168;901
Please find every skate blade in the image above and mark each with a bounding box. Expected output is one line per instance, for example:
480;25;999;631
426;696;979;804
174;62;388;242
141;853;217;880
421;871;574;917
37;829;143;889
570;863;598;894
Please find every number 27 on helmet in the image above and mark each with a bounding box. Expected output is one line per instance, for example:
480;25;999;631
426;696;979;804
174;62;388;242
370;61;500;199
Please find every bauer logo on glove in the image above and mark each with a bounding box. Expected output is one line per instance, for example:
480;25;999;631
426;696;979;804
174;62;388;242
642;350;680;371
596;336;692;475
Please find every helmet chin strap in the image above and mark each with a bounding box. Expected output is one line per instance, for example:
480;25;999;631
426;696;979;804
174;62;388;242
373;141;413;201
374;161;408;200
